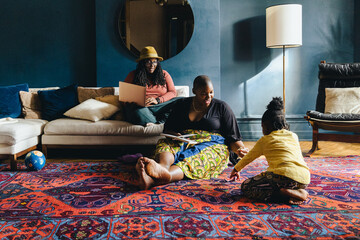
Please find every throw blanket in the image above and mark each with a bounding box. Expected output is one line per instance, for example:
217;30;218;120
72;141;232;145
155;130;230;179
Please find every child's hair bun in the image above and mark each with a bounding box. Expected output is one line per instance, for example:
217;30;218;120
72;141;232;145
266;97;284;111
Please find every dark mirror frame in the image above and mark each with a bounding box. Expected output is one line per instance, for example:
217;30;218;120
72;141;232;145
118;0;194;60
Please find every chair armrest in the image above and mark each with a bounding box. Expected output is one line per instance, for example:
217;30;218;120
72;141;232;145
306;110;360;121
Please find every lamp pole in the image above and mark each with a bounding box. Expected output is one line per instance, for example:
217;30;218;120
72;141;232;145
283;46;286;114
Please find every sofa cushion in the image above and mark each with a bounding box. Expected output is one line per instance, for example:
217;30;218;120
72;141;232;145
29;87;60;93
77;86;115;103
44;118;163;136
175;86;189;97
0;137;39;155
64;99;119;122
20;87;61;119
325;87;360;114
0;119;47;145
42;135;163;146
95;95;124;120
38;84;79;121
19;91;42;119
0;83;29;118
113;85;190;97
95;95;122;108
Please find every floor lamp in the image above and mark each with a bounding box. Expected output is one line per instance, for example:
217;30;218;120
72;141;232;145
266;4;302;113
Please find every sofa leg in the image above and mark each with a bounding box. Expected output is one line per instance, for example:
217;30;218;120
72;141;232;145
10;155;17;171
305;124;319;157
9;146;37;171
42;145;48;158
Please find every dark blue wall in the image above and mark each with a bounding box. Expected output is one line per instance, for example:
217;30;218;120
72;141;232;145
221;0;357;139
0;0;96;87
356;0;360;62
0;0;358;140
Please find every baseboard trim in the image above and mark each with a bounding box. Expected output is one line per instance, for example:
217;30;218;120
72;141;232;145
237;115;313;141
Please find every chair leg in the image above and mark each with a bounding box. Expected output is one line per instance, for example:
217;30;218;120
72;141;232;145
305;124;319;157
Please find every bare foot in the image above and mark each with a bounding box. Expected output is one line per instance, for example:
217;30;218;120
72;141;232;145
288;198;306;205
135;158;154;190
142;157;171;183
280;188;309;205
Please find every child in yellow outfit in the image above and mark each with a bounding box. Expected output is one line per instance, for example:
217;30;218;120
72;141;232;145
229;97;310;205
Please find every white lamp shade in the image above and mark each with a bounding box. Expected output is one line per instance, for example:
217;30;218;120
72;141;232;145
266;4;302;48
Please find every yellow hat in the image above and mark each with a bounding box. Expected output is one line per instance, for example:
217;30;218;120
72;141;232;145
136;46;163;62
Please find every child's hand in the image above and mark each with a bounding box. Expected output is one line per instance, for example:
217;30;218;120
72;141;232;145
229;168;241;181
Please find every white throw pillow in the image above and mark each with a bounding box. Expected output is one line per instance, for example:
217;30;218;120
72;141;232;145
64;99;119;122
325;87;360;114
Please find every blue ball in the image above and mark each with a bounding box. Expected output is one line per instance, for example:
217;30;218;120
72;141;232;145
25;150;46;171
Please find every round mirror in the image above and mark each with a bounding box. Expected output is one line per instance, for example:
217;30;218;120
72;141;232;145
118;0;194;60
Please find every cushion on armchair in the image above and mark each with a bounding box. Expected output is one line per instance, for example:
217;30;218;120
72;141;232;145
316;63;360;113
306;110;360;121
308;63;360;121
324;87;360;114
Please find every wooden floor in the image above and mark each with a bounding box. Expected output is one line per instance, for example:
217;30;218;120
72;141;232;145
244;141;360;158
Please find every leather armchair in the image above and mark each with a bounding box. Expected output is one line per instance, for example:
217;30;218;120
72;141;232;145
304;61;360;156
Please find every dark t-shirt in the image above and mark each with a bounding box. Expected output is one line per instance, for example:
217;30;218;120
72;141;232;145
164;97;242;145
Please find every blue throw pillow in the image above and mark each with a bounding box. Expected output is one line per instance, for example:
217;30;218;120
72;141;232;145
0;83;29;118
38;84;79;121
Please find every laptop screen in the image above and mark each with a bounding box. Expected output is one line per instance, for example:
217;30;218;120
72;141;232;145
119;81;146;107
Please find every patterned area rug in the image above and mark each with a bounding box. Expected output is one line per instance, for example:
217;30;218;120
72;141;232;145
0;155;359;239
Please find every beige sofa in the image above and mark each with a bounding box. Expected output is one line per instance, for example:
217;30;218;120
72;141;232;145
41;118;165;156
0;86;189;170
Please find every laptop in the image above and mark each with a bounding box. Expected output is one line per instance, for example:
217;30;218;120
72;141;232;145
119;81;146;107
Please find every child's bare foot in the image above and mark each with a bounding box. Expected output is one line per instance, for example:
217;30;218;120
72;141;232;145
135;158;154;190
280;188;309;205
142;157;171;182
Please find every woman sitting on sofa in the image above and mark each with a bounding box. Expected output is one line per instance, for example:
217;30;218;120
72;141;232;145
123;46;178;126
136;75;249;190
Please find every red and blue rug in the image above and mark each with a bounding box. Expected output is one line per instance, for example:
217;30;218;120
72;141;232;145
0;155;359;239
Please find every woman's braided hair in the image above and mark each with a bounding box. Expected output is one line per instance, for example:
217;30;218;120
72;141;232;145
261;97;289;131
133;60;166;87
